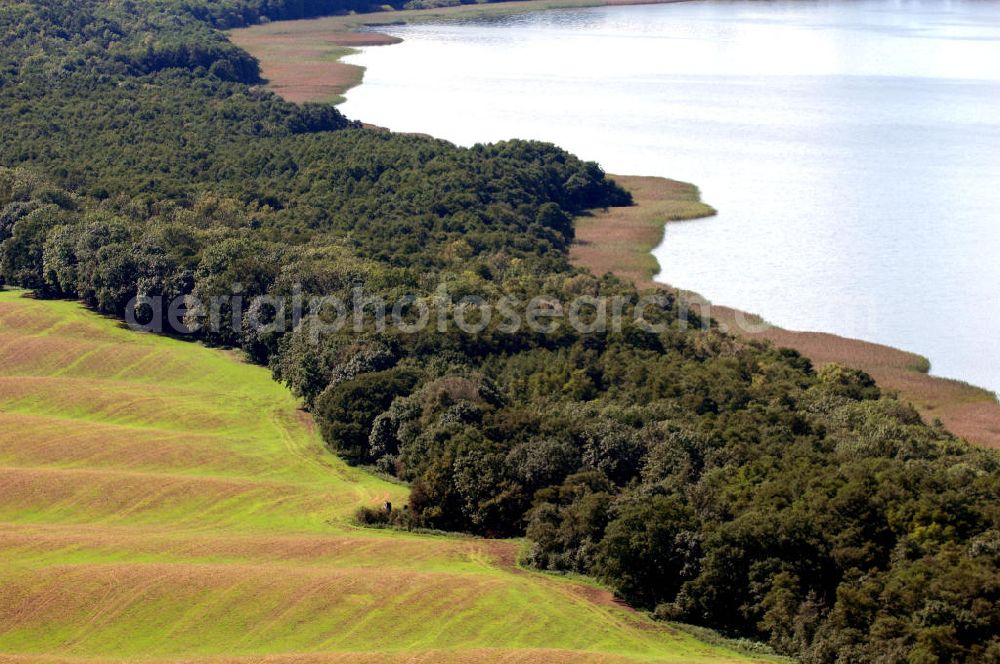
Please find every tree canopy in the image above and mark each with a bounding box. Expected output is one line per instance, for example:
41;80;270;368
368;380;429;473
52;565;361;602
1;0;998;661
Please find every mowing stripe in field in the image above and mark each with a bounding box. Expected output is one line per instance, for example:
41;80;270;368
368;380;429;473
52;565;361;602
0;289;762;663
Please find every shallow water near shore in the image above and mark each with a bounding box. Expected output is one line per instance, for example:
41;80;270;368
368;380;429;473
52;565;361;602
340;0;1000;394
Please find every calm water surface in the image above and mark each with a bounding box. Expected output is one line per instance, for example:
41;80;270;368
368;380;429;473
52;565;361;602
341;0;1000;394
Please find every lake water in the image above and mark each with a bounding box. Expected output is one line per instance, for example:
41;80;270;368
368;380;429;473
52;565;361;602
340;0;1000;395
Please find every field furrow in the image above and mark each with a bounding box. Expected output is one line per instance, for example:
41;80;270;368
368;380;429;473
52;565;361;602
0;290;757;663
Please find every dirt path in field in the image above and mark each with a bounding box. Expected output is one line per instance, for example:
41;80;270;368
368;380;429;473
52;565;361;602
574;175;1000;448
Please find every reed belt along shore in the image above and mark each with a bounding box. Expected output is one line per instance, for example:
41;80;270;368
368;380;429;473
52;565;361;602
228;0;694;104
574;175;1000;449
230;3;1000;448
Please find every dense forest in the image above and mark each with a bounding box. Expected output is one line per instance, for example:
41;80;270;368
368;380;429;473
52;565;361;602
1;0;998;661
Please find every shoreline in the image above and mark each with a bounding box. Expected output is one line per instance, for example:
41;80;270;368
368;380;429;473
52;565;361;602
582;175;1000;448
229;4;1000;448
228;0;691;104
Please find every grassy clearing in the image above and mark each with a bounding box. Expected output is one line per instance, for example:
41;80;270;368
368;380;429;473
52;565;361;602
0;289;761;663
575;177;1000;449
228;0;683;104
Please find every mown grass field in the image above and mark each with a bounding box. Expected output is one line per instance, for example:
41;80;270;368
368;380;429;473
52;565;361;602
0;289;762;663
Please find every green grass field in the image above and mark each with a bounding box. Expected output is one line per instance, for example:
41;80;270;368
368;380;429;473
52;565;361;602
0;289;763;663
